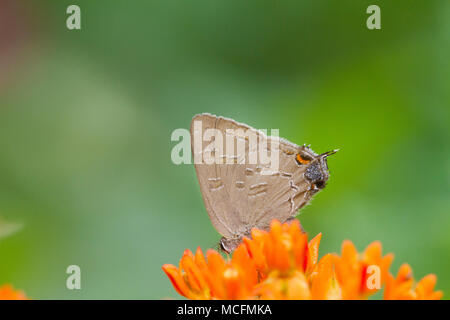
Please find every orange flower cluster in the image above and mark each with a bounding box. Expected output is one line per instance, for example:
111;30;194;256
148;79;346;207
384;264;443;300
162;220;443;300
0;284;28;300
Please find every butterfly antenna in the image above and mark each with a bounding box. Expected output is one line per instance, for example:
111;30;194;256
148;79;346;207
320;149;339;158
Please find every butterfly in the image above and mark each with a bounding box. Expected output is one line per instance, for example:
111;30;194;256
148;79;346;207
190;113;337;253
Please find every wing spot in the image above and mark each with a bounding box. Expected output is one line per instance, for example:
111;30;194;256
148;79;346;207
235;181;245;189
249;182;268;197
280;171;293;178
208;178;224;191
249;191;267;198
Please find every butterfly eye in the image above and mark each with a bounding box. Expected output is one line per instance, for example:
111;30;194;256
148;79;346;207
315;180;325;189
296;153;312;165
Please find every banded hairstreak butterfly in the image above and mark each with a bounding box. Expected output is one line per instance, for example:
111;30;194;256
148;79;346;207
191;113;337;253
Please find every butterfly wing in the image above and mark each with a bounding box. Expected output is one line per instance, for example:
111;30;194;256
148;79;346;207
191;114;240;238
248;136;314;230
191;113;317;238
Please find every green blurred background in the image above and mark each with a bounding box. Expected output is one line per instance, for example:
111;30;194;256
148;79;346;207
0;0;449;299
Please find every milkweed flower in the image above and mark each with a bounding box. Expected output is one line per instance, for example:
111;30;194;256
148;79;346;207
162;219;442;300
0;284;28;300
162;245;258;299
384;263;443;300
332;240;393;299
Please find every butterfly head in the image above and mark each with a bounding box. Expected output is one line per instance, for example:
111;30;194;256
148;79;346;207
296;147;339;190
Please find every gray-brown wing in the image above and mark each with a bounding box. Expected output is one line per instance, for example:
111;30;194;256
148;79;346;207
191;113;313;238
248;136;313;231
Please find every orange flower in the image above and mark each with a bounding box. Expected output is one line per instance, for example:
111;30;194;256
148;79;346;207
333;240;393;299
243;220;318;278
247;220;327;299
0;284;28;300
255;270;311;299
310;254;342;299
384;264;443;300
162;245;258;299
248;220;342;299
162;219;443;300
